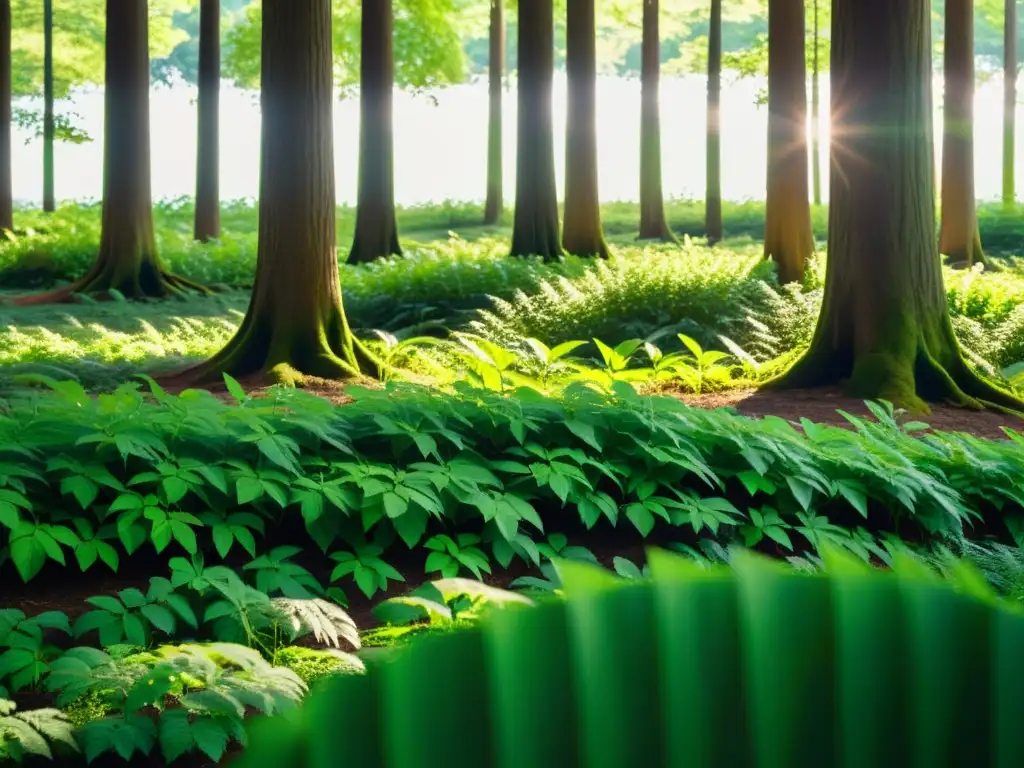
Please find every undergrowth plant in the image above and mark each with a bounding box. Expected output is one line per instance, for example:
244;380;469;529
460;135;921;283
0;377;1022;593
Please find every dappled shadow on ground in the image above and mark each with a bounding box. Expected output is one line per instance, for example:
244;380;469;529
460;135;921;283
681;387;1024;441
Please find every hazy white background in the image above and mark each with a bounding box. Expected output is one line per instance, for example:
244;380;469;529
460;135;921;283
7;73;1016;208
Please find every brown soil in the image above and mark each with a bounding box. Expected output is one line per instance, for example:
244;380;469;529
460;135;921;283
677;387;1024;440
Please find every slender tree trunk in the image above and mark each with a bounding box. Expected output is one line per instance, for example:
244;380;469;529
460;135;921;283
483;0;504;225
181;0;377;385
638;0;675;242
16;0;205;304
562;0;608;257
939;0;984;267
705;0;723;244
1004;0;1017;209
810;0;821;207
764;0;813;284
42;0;54;213
771;0;1019;414
510;0;561;260
194;0;221;242
0;0;9;232
349;0;401;263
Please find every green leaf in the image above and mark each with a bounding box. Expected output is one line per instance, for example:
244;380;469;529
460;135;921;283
191;718;230;762
626;503;655;537
140;604;176;635
213;526;234;559
223;374;247;404
382;491;408;519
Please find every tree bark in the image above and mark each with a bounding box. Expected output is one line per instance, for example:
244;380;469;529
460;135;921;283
638;0;675;242
939;0;985;267
510;0;561;260
771;0;1019;414
181;0;377;385
16;0;205;304
810;0;821;207
562;0;608;257
42;0;54;213
705;0;723;244
483;0;504;226
1004;0;1017;209
764;0;813;284
349;0;401;263
194;0;221;242
0;0;10;232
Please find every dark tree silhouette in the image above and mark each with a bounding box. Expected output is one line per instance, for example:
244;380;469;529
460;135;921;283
705;0;723;244
194;0;221;242
349;0;401;263
483;0;504;226
638;0;675;242
510;0;561;260
562;0;608;257
16;0;206;304
764;0;814;284
771;0;1019;414
939;0;984;266
181;0;377;385
42;0;54;212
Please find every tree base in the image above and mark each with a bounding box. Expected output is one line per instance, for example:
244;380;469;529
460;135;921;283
12;261;210;306
767;339;1024;417
170;311;382;389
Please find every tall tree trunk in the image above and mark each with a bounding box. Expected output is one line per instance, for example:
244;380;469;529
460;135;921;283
772;0;1019;414
638;0;675;242
764;0;813;284
510;0;561;260
182;0;377;385
939;0;984;267
349;0;401;263
810;0;821;207
483;0;504;225
705;0;723;244
1004;0;1017;209
16;0;205;304
194;0;220;242
0;0;9;232
562;0;608;257
42;0;54;213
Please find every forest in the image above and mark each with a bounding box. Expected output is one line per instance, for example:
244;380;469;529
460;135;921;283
2;0;1024;766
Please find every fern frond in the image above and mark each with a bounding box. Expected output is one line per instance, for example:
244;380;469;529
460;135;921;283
270;598;360;650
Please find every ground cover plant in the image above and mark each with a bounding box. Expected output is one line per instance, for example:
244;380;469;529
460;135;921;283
5;0;1024;763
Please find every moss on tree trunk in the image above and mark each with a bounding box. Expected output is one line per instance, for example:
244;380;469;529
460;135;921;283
349;0;401;264
510;0;561;261
0;0;11;233
764;0;814;285
939;0;985;267
562;0;608;258
1004;0;1017;209
705;0;723;245
42;0;54;214
638;0;675;243
16;0;205;304
483;0;504;226
194;0;221;243
770;0;1020;415
182;0;377;386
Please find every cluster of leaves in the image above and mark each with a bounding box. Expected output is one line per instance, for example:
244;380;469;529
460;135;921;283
0;556;365;764
1;376;1021;594
397;331;751;395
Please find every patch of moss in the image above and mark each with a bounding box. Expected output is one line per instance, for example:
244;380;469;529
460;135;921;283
62;690;111;729
274;647;364;685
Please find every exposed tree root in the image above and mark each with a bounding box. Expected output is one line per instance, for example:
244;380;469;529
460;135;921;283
767;335;1024;417
166;309;382;391
12;260;210;306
